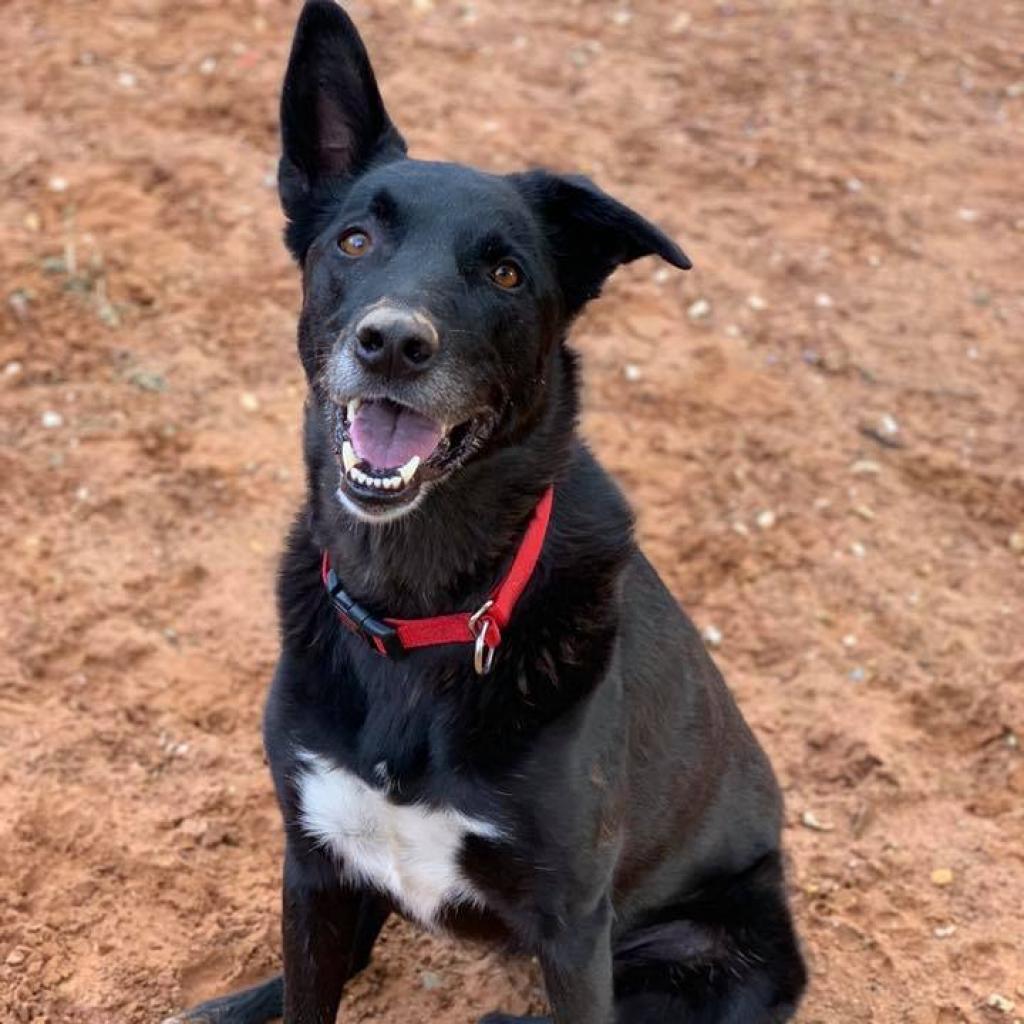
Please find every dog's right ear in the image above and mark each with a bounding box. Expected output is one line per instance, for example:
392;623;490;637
278;1;406;259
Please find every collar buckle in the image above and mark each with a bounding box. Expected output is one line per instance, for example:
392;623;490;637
325;567;403;658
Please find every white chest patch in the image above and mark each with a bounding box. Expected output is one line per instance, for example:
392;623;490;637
296;750;501;927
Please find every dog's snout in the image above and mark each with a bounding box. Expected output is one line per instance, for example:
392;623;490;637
353;306;438;379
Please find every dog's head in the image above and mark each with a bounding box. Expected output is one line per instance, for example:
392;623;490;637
280;1;690;524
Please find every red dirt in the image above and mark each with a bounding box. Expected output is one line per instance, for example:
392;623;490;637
1;2;1022;1022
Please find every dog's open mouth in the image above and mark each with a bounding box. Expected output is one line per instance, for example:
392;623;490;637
331;397;493;511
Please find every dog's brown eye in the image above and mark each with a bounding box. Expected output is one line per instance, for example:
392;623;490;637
490;262;522;290
339;229;372;257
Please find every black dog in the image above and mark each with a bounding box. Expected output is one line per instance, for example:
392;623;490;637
169;3;806;1022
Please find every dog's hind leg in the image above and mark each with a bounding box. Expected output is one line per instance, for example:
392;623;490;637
616;860;805;1024
611;853;806;1024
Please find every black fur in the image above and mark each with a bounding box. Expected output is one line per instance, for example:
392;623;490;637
168;3;805;1023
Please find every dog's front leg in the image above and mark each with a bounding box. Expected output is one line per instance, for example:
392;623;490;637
539;896;615;1024
281;843;385;1024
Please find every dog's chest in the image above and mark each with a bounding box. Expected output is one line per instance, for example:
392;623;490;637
296;751;499;926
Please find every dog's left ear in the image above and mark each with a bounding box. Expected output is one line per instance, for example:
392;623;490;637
513;171;691;316
279;1;407;258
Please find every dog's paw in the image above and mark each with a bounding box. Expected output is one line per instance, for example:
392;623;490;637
478;1015;552;1024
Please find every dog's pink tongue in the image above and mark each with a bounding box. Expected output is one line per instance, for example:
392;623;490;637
350;400;443;470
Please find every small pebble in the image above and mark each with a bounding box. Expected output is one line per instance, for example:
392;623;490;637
4;360;23;377
930;867;954;887
41;410;64;429
755;509;776;530
842;634;858;649
845;177;864;192
747;294;767;311
199;56;218;75
878;413;899;437
850;541;866;558
801;810;834;832
239;392;260;412
420;971;443;991
850;459;882;476
611;9;633;26
702;624;723;648
8;290;31;319
48;176;69;193
851;504;875;521
117;70;137;89
652;267;671;285
623;363;642;382
1008;531;1024;553
957;208;978;222
5;949;26;966
848;667;866;683
687;298;711;320
668;11;692;33
933;924;956;939
814;292;834;308
986;994;1015;1014
128;369;168;393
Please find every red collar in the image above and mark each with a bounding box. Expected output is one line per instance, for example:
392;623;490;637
321;486;554;675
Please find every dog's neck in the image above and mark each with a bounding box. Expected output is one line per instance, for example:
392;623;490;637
310;347;578;620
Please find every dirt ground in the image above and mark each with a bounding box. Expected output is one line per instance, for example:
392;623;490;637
1;0;1022;1021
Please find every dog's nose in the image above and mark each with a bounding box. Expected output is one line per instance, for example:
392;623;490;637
353;306;438;379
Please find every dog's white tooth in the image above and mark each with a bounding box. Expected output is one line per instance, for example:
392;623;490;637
353;468;368;485
387;475;402;489
342;441;358;472
346;398;361;422
371;476;383;489
398;455;421;484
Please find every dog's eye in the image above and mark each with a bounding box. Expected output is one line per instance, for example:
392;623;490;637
339;229;372;257
490;262;522;290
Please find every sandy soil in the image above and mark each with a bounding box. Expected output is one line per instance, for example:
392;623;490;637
1;1;1022;1022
